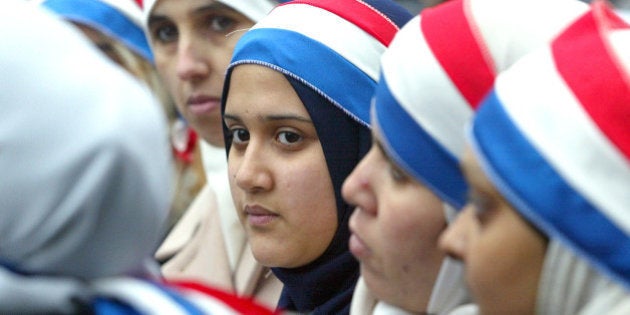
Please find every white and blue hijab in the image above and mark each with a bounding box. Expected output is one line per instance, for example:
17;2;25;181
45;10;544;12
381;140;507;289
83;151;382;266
221;0;412;313
470;1;630;313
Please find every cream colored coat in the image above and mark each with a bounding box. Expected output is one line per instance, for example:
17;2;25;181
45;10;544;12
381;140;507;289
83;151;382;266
155;183;282;309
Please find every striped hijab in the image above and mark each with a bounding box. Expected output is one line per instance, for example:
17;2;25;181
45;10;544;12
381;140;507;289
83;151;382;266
373;0;588;209
366;0;588;313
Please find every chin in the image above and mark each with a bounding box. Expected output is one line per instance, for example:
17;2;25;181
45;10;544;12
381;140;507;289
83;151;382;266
249;239;283;267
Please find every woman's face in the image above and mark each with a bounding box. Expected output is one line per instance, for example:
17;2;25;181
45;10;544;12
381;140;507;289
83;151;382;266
147;0;255;146
341;126;446;312
223;64;338;268
439;147;548;315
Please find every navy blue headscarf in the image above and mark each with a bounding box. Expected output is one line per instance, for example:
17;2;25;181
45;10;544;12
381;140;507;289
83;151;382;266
221;0;412;313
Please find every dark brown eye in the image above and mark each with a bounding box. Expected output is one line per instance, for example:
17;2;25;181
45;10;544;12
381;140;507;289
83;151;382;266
232;128;250;143
209;15;236;33
154;24;178;43
277;131;301;145
389;164;407;182
468;191;495;223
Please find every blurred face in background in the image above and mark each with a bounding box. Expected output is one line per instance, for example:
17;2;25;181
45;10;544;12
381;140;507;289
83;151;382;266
342;125;446;312
224;64;338;268
439;147;548;315
147;0;255;146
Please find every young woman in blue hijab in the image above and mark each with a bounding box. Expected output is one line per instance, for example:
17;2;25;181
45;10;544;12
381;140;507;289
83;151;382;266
221;1;412;313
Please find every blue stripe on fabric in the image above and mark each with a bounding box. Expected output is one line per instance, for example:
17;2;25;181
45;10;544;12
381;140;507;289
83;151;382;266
93;298;143;315
375;75;467;209
230;28;376;126
42;0;153;63
473;89;630;289
148;282;206;315
362;0;414;28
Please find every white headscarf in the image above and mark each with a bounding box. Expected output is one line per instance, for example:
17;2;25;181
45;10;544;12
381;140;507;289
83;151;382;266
0;0;171;311
537;241;630;315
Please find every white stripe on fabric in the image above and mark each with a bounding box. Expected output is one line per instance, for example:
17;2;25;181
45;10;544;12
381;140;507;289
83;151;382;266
610;31;630;80
180;289;239;315
381;15;471;158
470;0;588;72
216;0;276;22
92;278;188;315
252;3;386;81
498;47;630;235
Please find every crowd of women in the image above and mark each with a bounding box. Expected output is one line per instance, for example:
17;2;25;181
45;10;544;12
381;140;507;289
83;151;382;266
2;0;629;313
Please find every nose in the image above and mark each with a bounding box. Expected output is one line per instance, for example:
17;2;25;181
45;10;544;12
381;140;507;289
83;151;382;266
232;143;273;193
342;147;378;215
175;39;208;82
439;205;475;261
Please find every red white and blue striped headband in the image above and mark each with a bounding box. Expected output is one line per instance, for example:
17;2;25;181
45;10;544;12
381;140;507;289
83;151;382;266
225;0;412;126
42;0;153;63
373;0;588;208
471;1;630;289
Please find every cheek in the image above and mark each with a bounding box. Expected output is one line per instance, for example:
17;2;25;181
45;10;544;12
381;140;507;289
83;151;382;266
282;161;337;225
466;214;545;314
281;163;335;215
379;193;445;257
227;157;243;201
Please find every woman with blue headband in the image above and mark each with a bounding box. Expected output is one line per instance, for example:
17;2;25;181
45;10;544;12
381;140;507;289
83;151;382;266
221;0;412;313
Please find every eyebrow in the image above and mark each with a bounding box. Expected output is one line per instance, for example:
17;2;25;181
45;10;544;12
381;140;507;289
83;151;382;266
459;155;504;202
147;15;168;29
191;2;234;15
148;2;233;27
374;137;397;166
223;113;313;124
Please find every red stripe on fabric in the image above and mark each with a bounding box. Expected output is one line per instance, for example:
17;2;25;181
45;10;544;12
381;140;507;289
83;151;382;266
169;280;280;315
280;0;398;46
552;0;630;160
420;0;495;109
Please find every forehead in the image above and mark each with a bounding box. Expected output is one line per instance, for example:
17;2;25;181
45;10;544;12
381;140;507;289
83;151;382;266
225;64;308;117
460;147;505;202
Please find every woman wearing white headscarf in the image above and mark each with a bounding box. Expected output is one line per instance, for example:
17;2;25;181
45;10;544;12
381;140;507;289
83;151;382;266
0;2;276;313
142;0;283;308
343;0;588;314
